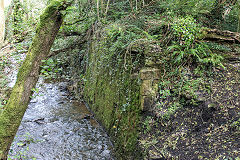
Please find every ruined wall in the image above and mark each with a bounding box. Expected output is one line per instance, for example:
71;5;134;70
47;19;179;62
84;42;141;159
66;20;240;160
82;25;162;159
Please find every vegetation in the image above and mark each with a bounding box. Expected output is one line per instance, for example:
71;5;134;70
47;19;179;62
0;0;72;158
0;0;239;159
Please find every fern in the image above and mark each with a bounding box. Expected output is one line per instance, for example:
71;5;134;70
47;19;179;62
169;16;224;68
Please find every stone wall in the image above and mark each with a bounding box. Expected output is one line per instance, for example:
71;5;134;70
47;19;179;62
140;67;161;112
83;36;142;159
82;26;162;158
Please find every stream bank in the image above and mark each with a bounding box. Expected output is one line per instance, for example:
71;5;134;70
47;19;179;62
61;21;240;159
0;44;115;160
9;81;114;160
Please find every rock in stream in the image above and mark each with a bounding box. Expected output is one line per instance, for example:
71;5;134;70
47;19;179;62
8;81;114;160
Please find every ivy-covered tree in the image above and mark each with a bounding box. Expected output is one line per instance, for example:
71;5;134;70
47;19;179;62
0;0;72;159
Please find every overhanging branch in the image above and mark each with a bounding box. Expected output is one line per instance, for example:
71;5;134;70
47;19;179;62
48;39;87;58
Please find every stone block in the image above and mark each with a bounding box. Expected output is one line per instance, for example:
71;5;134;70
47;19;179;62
154;69;161;79
144;44;162;56
152;80;159;91
140;68;161;80
140;96;153;111
140;80;155;96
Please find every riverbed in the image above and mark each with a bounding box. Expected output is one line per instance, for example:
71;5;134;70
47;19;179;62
4;48;114;159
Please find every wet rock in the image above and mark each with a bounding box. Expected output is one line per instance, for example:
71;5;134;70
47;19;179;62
34;118;45;124
9;82;114;159
58;101;64;104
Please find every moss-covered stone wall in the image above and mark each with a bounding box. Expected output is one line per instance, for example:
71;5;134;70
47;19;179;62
59;16;240;160
64;23;162;159
83;30;142;159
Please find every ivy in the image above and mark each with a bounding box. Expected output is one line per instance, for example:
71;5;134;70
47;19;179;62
168;16;224;67
156;16;225;120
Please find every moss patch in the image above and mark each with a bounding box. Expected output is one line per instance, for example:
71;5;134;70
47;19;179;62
82;24;147;159
0;1;71;158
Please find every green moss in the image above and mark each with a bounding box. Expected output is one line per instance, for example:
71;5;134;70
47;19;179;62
36;0;70;33
83;24;143;159
0;1;71;158
40;1;61;20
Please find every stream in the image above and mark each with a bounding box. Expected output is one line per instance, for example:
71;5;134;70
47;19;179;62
5;52;114;159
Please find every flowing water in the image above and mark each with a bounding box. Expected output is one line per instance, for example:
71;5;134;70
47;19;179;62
1;46;114;159
4;51;115;160
8;80;114;160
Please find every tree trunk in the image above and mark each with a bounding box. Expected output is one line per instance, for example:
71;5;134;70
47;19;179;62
0;0;4;47
13;0;24;41
0;0;72;159
238;0;240;32
4;2;13;40
97;0;100;19
202;28;240;43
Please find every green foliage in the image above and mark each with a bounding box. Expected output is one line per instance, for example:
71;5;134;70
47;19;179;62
155;16;225;120
231;118;240;131
40;58;63;80
5;0;43;42
106;1;130;20
0;55;8;71
209;0;238;31
12;0;24;35
142;116;152;134
168;16;224;67
163;102;181;120
221;5;239;32
29;87;42;99
159;89;171;99
60;0;97;35
146;0;238;32
100;23;153;73
172;16;201;46
156;0;215;16
8;133;39;160
157;80;183;120
205;42;232;52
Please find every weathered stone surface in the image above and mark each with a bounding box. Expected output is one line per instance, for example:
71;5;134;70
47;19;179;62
140;96;153;111
144;44;162;56
140;67;161;111
140;80;155;96
140;68;161;80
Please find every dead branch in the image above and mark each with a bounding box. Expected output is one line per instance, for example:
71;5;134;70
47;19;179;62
202;28;240;43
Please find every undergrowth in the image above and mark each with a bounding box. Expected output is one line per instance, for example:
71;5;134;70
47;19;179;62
154;16;224;120
0;55;9;114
